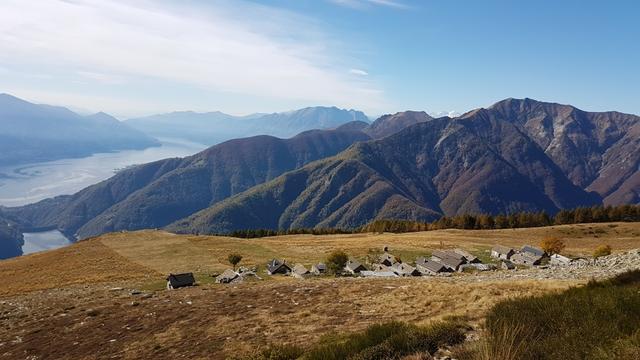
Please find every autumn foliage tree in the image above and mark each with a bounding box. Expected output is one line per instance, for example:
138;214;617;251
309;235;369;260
540;237;566;255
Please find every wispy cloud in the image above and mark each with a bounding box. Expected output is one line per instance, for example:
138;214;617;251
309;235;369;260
330;0;408;10
0;0;386;115
349;68;369;76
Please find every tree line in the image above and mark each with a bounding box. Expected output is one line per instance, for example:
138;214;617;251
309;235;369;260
224;204;640;238
363;204;640;233
227;227;354;239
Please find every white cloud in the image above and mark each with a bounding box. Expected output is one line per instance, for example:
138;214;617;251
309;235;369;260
429;110;461;118
349;68;369;76
0;0;386;114
330;0;408;10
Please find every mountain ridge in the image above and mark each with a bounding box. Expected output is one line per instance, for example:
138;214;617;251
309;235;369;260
3;98;639;258
166;105;602;234
0;94;160;166
125;106;370;145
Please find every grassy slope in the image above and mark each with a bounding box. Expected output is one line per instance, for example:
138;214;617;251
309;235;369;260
0;222;638;297
104;222;640;278
0;222;638;359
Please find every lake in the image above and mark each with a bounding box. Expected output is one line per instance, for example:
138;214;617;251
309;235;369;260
0;138;206;207
22;230;72;255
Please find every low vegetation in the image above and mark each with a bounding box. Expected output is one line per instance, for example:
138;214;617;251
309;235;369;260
458;270;640;360
228;253;243;270
593;244;613;258
235;320;468;360
325;249;349;275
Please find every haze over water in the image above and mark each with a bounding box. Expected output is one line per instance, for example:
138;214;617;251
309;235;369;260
0;138;205;207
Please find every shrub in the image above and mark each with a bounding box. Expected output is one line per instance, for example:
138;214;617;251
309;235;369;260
593;244;612;258
325;250;349;275
231;344;304;360
539;236;565;254
304;321;467;360
227;253;243;270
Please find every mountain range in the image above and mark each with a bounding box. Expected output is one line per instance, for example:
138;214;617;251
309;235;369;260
0;94;159;166
165;98;638;234
2;98;639;258
125;106;369;145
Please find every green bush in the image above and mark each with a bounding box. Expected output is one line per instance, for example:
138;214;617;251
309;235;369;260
304;321;466;360
325;250;349;275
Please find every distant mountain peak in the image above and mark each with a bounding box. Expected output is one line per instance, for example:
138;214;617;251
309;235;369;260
364;110;433;139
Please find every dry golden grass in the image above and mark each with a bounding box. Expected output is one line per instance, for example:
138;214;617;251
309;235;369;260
99;222;640;276
0;275;575;360
1;222;636;359
0;239;159;296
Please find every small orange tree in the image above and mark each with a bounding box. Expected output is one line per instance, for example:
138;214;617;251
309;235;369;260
593;244;612;258
540;236;566;255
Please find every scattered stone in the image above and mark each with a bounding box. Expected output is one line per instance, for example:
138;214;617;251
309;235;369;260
130;290;141;295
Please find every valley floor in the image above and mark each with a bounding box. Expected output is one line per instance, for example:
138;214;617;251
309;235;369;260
0;222;639;359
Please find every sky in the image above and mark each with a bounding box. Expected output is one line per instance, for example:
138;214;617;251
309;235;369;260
1;0;639;118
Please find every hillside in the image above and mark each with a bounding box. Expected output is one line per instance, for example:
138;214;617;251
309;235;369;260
0;211;23;259
489;98;640;205
168;108;600;234
5;126;371;241
3;111;427;249
0;94;159;165
0;222;638;359
126;106;369;145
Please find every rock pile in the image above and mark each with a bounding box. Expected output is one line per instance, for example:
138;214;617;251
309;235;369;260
464;249;640;282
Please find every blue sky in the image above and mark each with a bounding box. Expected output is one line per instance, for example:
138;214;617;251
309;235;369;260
1;0;638;118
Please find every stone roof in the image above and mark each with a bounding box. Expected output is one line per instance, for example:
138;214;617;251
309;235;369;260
432;254;466;270
416;257;448;273
292;264;310;276
380;252;396;265
345;259;366;273
432;250;466;261
492;245;515;254
521;245;546;257
453;248;480;263
267;259;291;274
166;272;195;289
391;262;420;276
